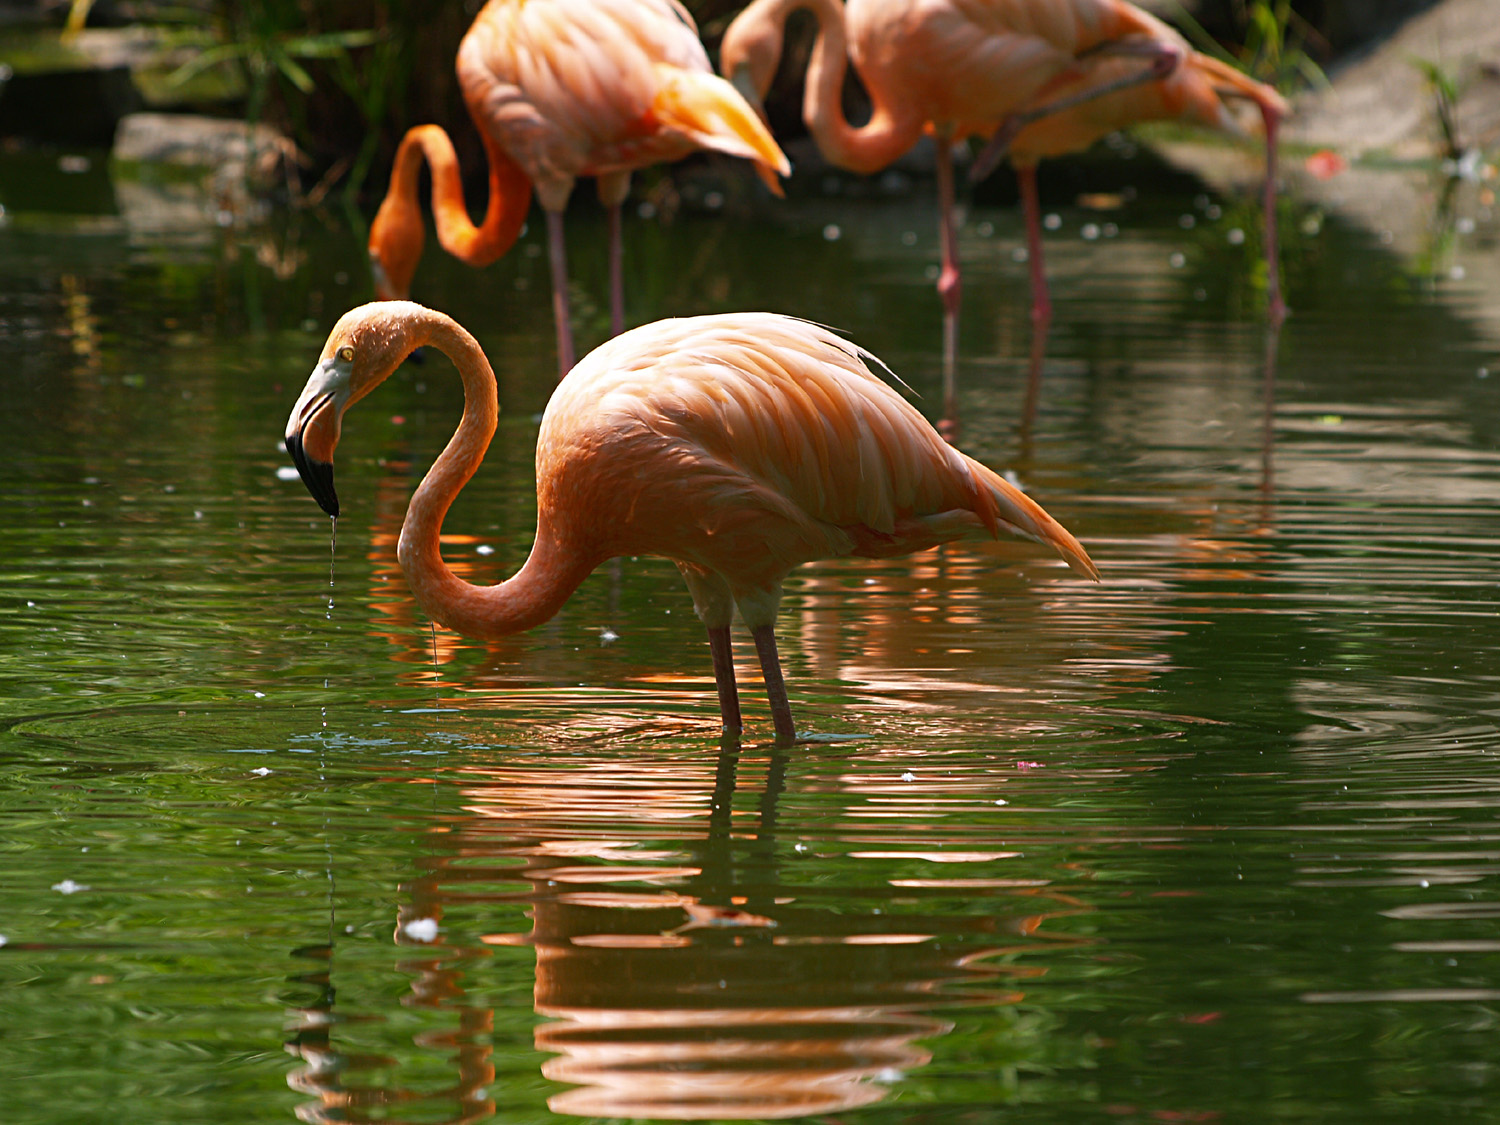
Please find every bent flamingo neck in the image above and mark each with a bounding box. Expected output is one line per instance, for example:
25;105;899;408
393;315;594;639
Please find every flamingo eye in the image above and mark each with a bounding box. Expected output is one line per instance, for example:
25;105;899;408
337;345;355;363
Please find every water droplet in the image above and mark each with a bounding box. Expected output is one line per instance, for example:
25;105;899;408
403;918;440;942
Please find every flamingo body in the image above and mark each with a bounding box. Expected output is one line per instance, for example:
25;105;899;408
285;302;1097;744
369;0;789;376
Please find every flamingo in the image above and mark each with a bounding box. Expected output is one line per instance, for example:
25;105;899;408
284;301;1098;746
367;0;791;380
719;0;1287;356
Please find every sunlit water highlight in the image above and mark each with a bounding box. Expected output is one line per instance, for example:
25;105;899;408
2;147;1499;1122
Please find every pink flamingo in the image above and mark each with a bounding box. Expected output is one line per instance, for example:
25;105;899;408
720;0;1287;356
285;302;1098;745
368;0;790;380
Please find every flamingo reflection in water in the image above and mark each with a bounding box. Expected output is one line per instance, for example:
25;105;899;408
286;745;1090;1121
367;0;789;380
284;302;1097;746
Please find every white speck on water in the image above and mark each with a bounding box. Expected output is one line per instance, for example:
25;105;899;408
252;691;265;698
1179;214;1195;229
976;220;994;237
1227;228;1245;246
599;628;620;644
1457;216;1476;234
276;466;301;482
794;842;809;852
1168;252;1186;268
1081;223;1100;240
876;1067;904;1083
994;799;1008;806
1103;222;1119;237
251;767;272;776
704;190;725;210
475;544;495;556
637;200;656;219
1449;265;1466;281
1011;247;1029;263
0;934;7;947
901;230;917;246
52;880;88;895
403;917;440;942
1042;212;1062;231
900;770;916;782
822;223;841;241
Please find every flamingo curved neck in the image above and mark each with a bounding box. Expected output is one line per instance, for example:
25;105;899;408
400;125;531;267
766;0;918;174
394;316;593;639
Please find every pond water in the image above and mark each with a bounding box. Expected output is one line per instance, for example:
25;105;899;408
2;143;1499;1124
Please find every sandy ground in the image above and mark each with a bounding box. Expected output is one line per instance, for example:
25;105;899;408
1153;0;1500;347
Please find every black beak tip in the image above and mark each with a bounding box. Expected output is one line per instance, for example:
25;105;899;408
285;431;340;518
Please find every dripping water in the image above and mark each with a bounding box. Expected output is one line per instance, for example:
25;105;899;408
429;620;442;714
323;516;337;729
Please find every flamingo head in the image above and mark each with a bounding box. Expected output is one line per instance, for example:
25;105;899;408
719;3;783;122
368;188;424;302
285;302;424;517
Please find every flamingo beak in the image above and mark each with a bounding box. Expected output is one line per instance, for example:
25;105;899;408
284;364;344;517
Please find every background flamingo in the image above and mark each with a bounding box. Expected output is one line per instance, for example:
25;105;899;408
284;302;1098;746
720;0;1287;365
368;0;790;380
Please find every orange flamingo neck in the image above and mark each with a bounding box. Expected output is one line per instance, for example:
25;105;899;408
369;125;533;299
393;312;594;639
748;0;919;173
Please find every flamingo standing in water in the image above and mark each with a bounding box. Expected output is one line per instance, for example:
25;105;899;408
720;0;1287;358
368;0;790;380
284;302;1098;746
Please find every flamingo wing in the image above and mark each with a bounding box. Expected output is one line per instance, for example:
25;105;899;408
458;0;784;208
538;314;1096;596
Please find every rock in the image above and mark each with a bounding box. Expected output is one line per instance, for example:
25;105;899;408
1287;0;1500;160
110;111;303;227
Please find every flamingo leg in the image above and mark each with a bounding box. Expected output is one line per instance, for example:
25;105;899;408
544;207;576;378
707;624;743;736
1260;104;1285;325
933;133;962;389
1016;163;1052;330
751;624;797;746
969;39;1184;184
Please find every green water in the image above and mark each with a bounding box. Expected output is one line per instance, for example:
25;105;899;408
3;148;1500;1123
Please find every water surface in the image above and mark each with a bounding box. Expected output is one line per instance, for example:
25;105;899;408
2;145;1499;1123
